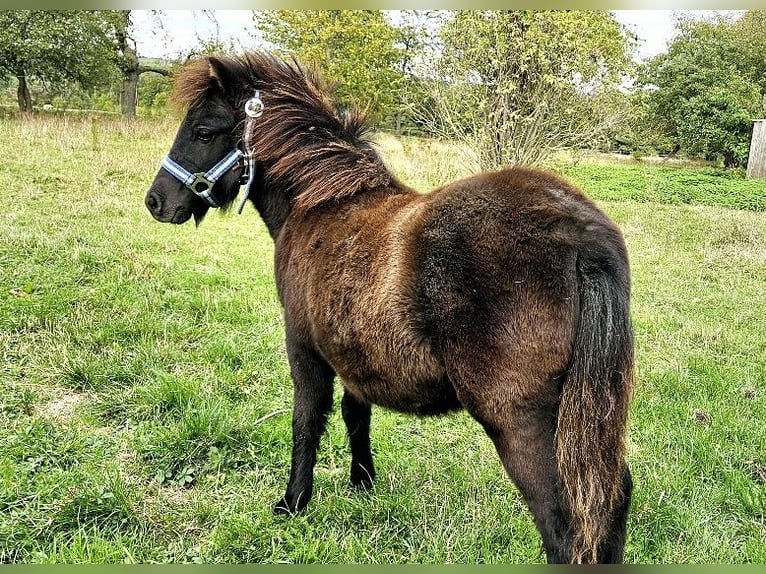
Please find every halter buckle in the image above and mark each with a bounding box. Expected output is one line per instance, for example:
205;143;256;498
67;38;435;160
190;173;214;194
188;172;220;207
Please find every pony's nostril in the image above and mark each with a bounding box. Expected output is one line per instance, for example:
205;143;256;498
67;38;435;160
145;193;160;214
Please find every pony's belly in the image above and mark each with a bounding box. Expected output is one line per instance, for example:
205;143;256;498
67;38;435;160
341;371;461;416
318;336;460;415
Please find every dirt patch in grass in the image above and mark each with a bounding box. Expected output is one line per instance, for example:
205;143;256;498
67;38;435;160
691;408;712;426
749;463;766;485
36;389;90;423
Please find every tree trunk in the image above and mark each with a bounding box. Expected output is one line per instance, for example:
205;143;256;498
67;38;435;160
121;72;139;117
115;11;169;116
116;10;139;118
17;75;33;112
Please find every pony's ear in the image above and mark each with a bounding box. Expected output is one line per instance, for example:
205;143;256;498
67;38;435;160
207;56;236;96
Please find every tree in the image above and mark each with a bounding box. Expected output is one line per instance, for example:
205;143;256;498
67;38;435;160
0;10;174;116
0;11;119;112
388;10;443;134
420;11;634;169
253;10;404;125
113;10;170;117
639;12;764;167
726;10;766;98
677;87;756;167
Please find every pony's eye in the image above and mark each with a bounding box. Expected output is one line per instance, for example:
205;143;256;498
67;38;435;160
194;129;214;143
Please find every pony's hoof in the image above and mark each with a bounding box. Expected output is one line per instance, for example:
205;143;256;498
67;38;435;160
273;498;295;515
274;492;310;515
350;466;375;490
350;478;374;491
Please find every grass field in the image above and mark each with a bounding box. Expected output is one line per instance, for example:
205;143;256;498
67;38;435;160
1;114;765;563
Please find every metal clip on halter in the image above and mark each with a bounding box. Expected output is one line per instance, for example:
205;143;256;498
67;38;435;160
238;91;264;214
244;91;264;118
190;173;214;194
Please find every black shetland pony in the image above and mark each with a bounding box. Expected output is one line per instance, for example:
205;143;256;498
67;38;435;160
144;52;634;564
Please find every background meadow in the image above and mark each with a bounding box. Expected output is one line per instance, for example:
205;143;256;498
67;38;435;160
1;114;764;563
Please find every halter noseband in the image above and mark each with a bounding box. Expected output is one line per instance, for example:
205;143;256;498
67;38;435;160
160;150;243;208
160;91;264;212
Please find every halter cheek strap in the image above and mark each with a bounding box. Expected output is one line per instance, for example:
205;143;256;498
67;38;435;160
160;149;244;208
237;90;264;214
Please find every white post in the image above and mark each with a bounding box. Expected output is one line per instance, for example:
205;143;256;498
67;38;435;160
747;119;766;179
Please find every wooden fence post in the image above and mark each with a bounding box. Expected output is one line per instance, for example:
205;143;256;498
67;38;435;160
747;120;766;179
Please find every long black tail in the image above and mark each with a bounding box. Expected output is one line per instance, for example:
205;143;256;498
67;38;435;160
555;245;634;563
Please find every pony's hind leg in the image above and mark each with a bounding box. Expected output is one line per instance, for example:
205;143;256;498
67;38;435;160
275;339;335;515
445;336;576;561
597;464;632;563
483;402;573;563
341;390;375;489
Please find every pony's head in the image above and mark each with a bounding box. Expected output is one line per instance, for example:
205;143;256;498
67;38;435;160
145;51;392;227
144;56;253;225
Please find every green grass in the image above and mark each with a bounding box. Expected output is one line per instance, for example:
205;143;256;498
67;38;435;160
1;114;765;563
559;160;766;212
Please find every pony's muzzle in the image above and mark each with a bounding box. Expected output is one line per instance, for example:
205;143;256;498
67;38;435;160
145;188;192;224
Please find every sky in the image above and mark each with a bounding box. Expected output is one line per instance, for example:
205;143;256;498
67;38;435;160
129;10;743;63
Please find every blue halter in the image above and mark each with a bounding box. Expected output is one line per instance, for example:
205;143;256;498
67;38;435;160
160;90;264;211
160;149;244;208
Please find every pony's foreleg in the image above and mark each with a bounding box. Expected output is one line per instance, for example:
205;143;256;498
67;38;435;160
275;340;335;515
341;390;375;489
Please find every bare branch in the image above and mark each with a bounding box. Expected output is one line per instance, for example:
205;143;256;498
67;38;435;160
138;65;171;77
